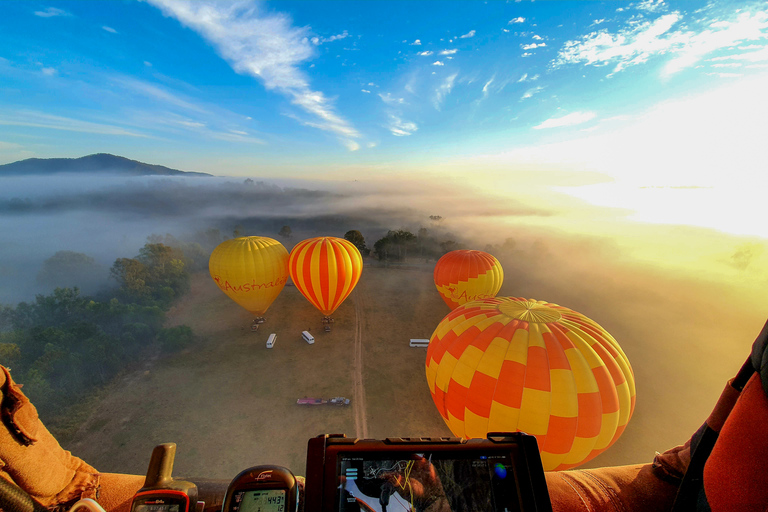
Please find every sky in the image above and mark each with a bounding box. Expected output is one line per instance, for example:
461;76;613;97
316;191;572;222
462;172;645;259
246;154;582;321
1;0;768;236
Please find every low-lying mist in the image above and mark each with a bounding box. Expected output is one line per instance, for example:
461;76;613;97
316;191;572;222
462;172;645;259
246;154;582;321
2;171;768;462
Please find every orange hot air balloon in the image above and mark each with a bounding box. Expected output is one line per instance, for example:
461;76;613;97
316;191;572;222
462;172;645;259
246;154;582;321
208;236;289;318
434;250;503;310
288;237;363;317
425;297;635;471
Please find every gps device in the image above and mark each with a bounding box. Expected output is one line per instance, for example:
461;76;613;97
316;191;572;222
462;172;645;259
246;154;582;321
222;466;299;512
304;433;552;512
131;444;197;512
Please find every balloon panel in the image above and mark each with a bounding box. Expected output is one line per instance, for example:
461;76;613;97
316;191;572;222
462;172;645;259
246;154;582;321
289;237;363;316
425;297;635;471
434;250;504;309
208;236;289;316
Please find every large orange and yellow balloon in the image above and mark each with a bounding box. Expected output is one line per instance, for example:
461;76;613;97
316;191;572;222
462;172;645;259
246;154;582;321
288;237;363;316
434;250;504;310
425;297;635;471
208;236;289;317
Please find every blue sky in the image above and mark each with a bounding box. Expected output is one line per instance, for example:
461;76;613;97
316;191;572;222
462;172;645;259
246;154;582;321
1;0;768;238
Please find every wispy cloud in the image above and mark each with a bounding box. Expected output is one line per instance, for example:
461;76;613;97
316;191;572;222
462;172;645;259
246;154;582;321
386;114;417;136
440;49;458;55
361;89;371;93
410;39;422;45
521;86;544;100
434;73;457;110
432;60;445;66
41;67;57;76
417;50;434;56
102;26;118;34
518;73;540;82
310;30;349;46
481;76;494;99
509;17;525;24
0;111;149;137
378;92;405;105
553;5;768;78
113;76;209;114
521;42;546;50
146;0;360;148
459;30;476;39
34;7;71;18
534;111;596;129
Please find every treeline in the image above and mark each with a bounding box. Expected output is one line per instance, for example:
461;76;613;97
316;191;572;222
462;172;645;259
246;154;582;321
0;239;202;421
342;227;461;262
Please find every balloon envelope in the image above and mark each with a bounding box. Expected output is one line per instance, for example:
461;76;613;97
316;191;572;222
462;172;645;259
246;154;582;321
208;236;289;316
434;250;503;310
425;297;635;471
289;237;363;316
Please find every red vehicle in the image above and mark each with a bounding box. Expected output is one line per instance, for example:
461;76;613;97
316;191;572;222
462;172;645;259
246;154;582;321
296;397;327;405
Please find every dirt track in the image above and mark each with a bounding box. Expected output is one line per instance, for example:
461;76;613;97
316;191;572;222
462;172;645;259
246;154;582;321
352;290;368;439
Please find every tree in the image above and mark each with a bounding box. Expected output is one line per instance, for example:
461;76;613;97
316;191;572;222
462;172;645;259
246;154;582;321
373;237;391;261
278;225;292;239
36;251;106;294
110;258;150;301
233;225;244;238
388;230;416;260
344;230;369;256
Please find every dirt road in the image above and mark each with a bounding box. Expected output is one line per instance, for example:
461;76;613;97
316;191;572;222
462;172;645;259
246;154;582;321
352;290;368;438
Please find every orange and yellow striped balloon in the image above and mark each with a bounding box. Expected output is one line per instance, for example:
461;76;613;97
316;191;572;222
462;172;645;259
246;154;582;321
208;236;289;316
425;297;635;471
434;250;504;310
288;237;363;316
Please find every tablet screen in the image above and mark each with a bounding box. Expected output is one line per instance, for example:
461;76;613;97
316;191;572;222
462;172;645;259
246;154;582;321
335;451;521;512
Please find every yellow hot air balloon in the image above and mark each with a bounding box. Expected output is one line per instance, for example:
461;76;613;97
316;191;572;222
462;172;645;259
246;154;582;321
434;250;504;310
425;297;635;471
208;236;289;319
288;237;363;318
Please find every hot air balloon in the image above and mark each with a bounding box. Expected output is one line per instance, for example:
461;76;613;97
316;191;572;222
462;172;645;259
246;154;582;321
425;297;635;471
288;237;363;329
208;236;289;324
434;250;504;310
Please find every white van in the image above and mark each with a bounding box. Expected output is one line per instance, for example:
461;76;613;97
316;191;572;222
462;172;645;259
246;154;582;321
302;331;315;345
266;333;277;349
410;339;430;348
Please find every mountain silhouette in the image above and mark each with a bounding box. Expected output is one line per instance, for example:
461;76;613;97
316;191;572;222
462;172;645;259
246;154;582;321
0;153;211;177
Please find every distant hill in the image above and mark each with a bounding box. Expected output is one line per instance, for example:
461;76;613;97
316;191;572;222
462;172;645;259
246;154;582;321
0;153;212;177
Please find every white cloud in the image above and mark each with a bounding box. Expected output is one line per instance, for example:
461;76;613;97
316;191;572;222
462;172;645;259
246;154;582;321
114;76;209;114
509;17;525;24
533;111;596;129
636;0;666;13
553;6;768;78
0;110;148;137
553;13;684;76
146;0;360;148
102;26;118;34
481;76;494;99
41;67;57;76
459;30;476;39
434;73;457;110
521;86;544;100
532;34;543;40
522;52;532;57
521;42;546;50
432;61;445;66
387;114;417;136
410;39;422;45
310;30;349;46
34;7;70;17
518;73;540;82
378;92;405;105
418;50;434;56
440;49;458;55
361;89;371;93
144;61;153;67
